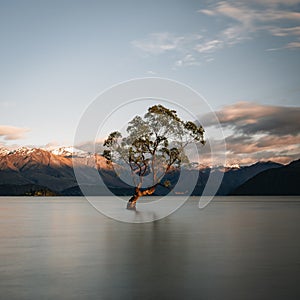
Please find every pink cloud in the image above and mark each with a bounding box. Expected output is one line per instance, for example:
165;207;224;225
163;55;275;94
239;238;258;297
203;101;300;136
200;102;300;165
0;125;30;140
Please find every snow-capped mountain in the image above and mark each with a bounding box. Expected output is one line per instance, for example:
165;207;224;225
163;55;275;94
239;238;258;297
0;146;114;192
49;146;88;158
0;145;293;196
0;147;11;156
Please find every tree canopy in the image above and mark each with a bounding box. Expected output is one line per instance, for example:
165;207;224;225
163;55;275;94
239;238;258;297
103;104;205;209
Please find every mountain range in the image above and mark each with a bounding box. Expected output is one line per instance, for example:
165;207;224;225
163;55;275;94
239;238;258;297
231;159;300;195
0;146;298;196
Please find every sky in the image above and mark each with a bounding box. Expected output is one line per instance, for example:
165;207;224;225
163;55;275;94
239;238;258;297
0;0;299;165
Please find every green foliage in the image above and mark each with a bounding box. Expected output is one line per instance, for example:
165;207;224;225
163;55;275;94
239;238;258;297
163;180;171;188
184;121;206;144
102;149;112;161
103;104;205;188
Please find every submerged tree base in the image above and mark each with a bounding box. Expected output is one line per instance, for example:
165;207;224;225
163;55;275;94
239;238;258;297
126;200;137;210
126;186;156;210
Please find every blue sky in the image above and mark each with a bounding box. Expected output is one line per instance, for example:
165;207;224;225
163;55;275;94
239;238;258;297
0;0;299;164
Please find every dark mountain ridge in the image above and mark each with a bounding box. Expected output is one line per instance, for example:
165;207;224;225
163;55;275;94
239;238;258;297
232;159;300;195
0;146;297;196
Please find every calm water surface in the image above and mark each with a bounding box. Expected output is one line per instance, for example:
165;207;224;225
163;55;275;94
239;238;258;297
0;196;300;300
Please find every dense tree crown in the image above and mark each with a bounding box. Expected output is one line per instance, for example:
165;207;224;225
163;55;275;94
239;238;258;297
103;104;205;209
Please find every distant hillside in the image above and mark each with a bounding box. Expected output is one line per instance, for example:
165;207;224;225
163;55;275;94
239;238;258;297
0;147;76;191
0;147;111;192
231;159;300;195
0;146;297;196
216;161;282;195
0;184;58;196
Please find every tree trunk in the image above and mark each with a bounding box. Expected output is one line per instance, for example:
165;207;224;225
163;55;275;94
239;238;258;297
126;186;156;210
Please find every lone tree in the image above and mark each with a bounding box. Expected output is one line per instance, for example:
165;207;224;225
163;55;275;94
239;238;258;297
103;104;205;209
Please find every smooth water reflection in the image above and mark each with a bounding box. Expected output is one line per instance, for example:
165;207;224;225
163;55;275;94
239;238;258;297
0;197;300;299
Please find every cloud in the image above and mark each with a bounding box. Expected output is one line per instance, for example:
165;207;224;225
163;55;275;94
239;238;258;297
224;133;300;165
201;102;300;165
132;32;206;67
255;0;300;5
132;32;226;66
198;9;216;16
0;125;30;140
226;134;300;154
285;41;300;49
75;139;105;154
203;102;300;136
131;32;201;55
253;0;300;6
199;1;300;50
41;141;63;149
194;39;223;53
146;70;156;75
200;2;300;24
175;54;200;67
269;26;300;37
132;32;227;67
132;1;300;68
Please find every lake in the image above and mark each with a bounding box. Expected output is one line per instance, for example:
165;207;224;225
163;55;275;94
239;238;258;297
1;196;300;300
